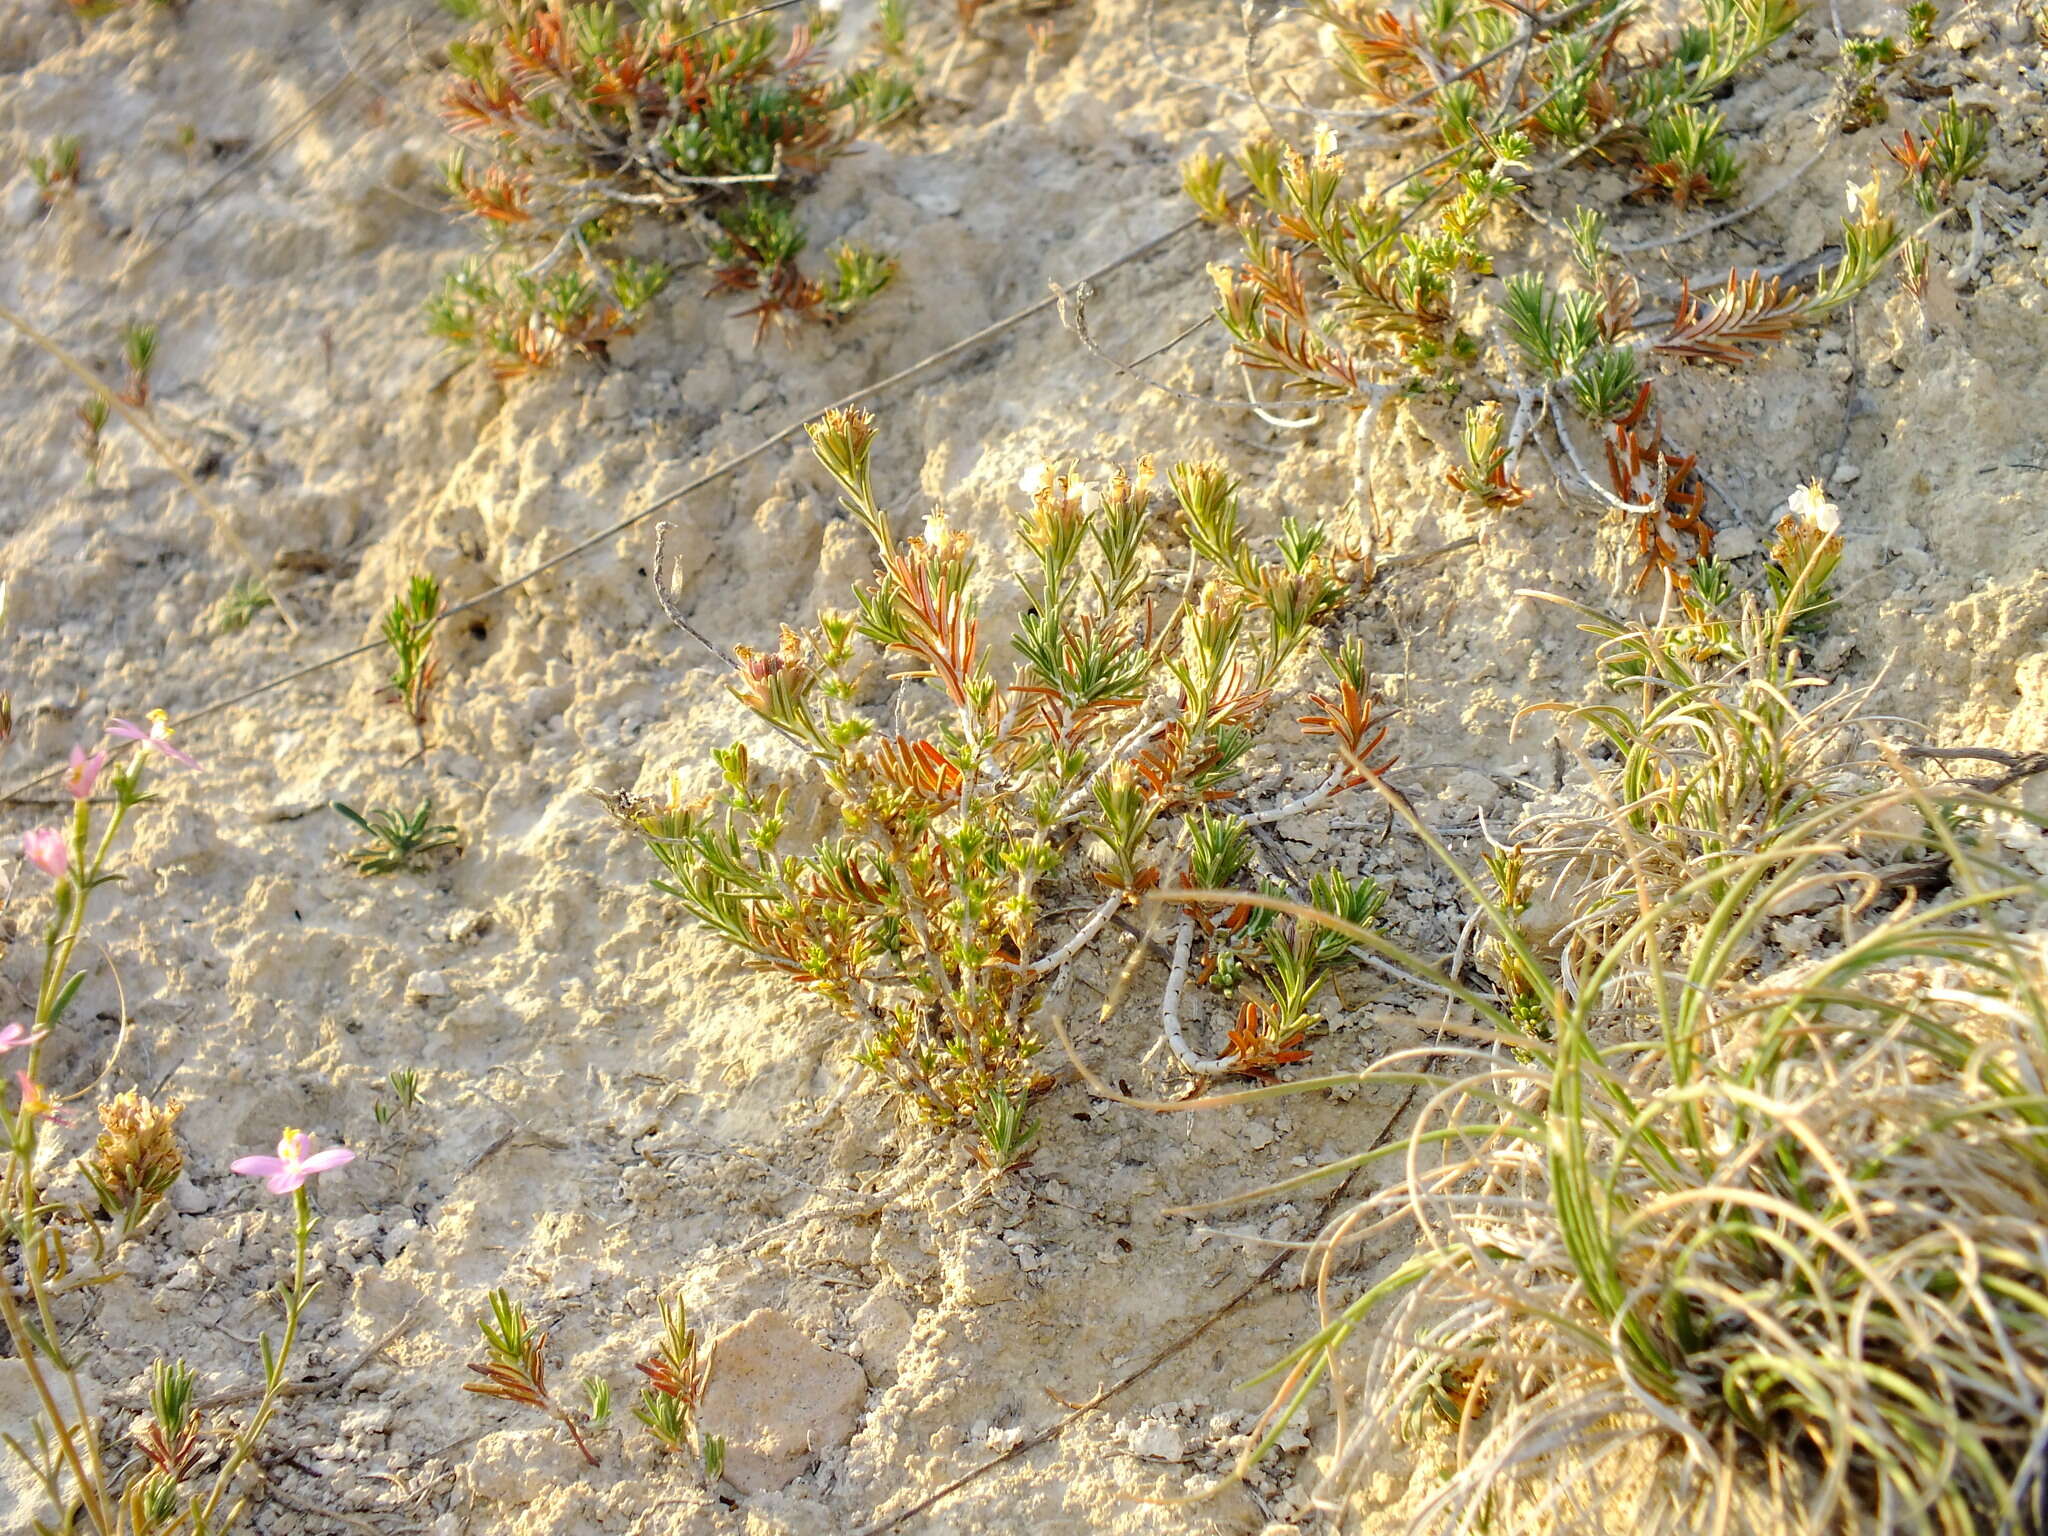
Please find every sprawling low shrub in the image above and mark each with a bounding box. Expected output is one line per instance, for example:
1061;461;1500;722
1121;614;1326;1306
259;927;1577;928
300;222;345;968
609;411;1393;1165
429;0;910;374
1180;0;1963;586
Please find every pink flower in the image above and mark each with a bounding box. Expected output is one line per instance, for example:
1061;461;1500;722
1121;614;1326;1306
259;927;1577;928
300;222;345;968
21;828;68;880
230;1128;355;1195
14;1071;57;1121
0;1024;47;1055
63;744;107;801
106;710;198;770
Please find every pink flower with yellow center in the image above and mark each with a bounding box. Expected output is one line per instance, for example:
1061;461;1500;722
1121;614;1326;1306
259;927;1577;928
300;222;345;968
230;1129;355;1195
63;744;107;801
21;828;68;880
106;709;198;770
14;1071;57;1120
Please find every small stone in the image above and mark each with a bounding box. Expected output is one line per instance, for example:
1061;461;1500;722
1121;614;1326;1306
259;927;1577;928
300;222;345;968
448;910;491;945
941;1230;1022;1305
2;177;41;229
405;970;450;1002
699;1309;868;1494
909;187;962;217
1832;462;1862;485
796;1219;871;1269
340;1405;393;1438
546;1258;593;1297
680;355;734;409
1715;526;1761;562
1128;1420;1185;1462
333;1215;382;1250
849;1290;914;1373
1444;769;1499;812
984;1422;1026;1452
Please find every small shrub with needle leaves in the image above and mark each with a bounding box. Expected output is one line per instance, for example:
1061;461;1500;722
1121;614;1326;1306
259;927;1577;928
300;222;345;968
1887;98;1992;212
214;575;275;634
372;1068;425;1128
606;410;1394;1167
465;1289;600;1465
29;136;82;201
74;394;110;487
378;573;443;734
429;0;911;374
632;1295;725;1479
118;322;157;410
1185;0;1921;588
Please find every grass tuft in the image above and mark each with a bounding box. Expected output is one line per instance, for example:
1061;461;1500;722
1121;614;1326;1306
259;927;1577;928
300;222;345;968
1188;537;2048;1533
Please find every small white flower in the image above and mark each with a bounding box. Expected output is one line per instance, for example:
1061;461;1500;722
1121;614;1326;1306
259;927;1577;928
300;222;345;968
1844;177;1883;224
1313;124;1339;160
1786;480;1840;535
1018;464;1053;498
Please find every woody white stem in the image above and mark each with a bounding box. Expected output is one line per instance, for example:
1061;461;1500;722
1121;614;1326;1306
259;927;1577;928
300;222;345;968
1024;894;1125;977
1244;768;1348;827
1161;914;1236;1076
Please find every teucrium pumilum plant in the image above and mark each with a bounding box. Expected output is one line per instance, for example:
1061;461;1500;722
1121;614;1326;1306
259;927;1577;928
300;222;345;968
429;0;910;374
1185;0;1917;588
464;1289;601;1467
378;573;443;740
609;410;1394;1166
3;717;357;1536
463;1288;725;1478
633;1295;723;1479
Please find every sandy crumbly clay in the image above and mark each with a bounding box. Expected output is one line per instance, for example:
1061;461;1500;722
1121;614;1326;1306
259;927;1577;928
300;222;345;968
1;0;2046;1531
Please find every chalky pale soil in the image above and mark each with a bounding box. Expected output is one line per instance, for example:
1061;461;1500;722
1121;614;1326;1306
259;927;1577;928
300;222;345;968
2;0;2045;1531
